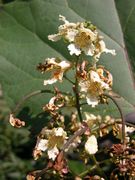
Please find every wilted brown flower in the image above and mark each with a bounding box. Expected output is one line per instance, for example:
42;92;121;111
9;114;25;128
37;57;71;86
43;93;65;118
53;151;68;174
111;144;124;156
33;148;43;160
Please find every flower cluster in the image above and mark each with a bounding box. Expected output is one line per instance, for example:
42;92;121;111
34;15;117;177
110;142;135;178
48;15;116;60
10;15;134;179
37;57;71;86
34;127;67;161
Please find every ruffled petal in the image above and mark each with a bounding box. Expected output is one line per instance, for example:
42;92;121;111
44;78;57;86
85;135;98;154
47;146;59;161
68;44;81;56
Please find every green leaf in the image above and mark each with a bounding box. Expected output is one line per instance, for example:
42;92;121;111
68;160;87;175
115;0;135;75
0;0;135;118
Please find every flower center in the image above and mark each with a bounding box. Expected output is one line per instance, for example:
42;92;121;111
48;135;64;148
74;31;91;48
88;81;103;96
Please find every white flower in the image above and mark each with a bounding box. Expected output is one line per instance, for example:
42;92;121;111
79;69;111;107
47;146;59;161
85;135;98;154
34;127;68;161
48;15;116;60
38;58;71;86
36;139;48;151
67;28;96;56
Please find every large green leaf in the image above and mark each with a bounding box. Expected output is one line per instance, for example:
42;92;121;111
0;0;135;117
115;0;135;75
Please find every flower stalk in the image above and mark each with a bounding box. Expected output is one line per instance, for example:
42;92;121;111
103;93;126;145
13;90;54;115
62;125;88;151
74;57;83;122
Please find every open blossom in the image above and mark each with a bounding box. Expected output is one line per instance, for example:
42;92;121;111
34;127;67;161
37;57;71;86
36;139;48;151
79;68;112;107
85;135;98;154
48;15;116;60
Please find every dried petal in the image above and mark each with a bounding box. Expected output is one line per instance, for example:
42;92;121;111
9;114;25;128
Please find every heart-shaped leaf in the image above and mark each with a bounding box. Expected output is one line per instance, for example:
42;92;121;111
0;0;135;118
115;0;135;75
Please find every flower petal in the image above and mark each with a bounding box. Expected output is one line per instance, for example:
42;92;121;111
90;70;101;82
59;60;71;69
66;29;78;42
47;146;59;161
48;34;61;42
37;139;48;151
86;95;99;107
85;135;98;154
68;44;81;56
83;45;95;56
99;40;116;55
44;78;57;86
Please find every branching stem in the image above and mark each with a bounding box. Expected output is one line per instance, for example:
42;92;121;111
103;93;126;145
35;166;50;180
13;90;54;115
13;89;72;115
64;75;75;84
91;155;107;179
74;57;83;121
